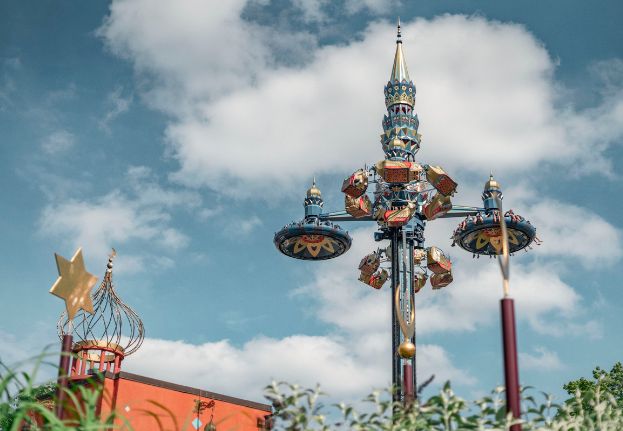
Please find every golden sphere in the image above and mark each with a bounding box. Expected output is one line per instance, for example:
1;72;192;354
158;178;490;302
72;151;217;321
398;341;416;358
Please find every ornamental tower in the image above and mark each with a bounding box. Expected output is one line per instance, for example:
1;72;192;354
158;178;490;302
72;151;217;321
273;20;539;405
304;178;324;219
482;174;503;210
382;20;420;160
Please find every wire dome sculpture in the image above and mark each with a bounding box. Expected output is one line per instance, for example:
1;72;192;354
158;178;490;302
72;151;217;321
57;249;144;357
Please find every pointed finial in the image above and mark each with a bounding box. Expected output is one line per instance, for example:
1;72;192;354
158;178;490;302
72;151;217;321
390;18;410;82
484;172;500;191
107;248;116;272
307;177;322;198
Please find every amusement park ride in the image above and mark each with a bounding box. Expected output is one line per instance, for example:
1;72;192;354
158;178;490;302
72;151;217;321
274;21;540;404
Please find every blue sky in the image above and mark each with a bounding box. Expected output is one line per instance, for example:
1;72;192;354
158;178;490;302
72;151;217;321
1;0;622;404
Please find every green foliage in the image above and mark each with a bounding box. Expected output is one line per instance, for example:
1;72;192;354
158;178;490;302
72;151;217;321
265;380;623;430
563;362;623;414
2;354;623;430
0;354;124;430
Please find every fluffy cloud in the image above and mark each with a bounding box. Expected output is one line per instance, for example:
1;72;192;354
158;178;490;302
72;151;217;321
121;226;475;402
519;347;565;371
99;0;315;114
291;0;328;23
99;9;623;196
297;214;604;339
525;199;622;266
38;166;203;271
126;336;473;402
0;326;62;383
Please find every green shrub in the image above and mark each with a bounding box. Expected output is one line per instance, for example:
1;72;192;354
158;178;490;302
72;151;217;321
265;380;623;430
2;355;622;430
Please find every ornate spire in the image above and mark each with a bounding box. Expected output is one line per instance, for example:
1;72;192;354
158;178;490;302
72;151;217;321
390;18;410;82
382;20;420;160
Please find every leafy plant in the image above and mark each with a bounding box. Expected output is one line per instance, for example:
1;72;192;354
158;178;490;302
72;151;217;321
3;354;623;430
563;362;623;415
265;380;623;430
0;353;126;430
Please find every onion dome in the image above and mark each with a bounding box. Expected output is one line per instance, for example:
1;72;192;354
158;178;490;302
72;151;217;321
482;173;503;211
381;19;420;160
58;250;145;361
306;177;322;198
485;173;500;191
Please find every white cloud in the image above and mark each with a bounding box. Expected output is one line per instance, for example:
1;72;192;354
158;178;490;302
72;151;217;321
0;330;32;366
0;57;20;111
297;217;604;338
526;199;622;267
0;326;61;383
344;0;397;14
99;86;133;131
125;336;473;403
41;129;75;154
519;347;565;371
99;10;623;196
292;0;328;23
98;0;315;114
237;215;263;235
38;166;201;268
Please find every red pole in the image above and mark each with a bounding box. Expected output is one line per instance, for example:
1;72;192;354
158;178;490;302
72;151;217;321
54;334;73;419
402;363;414;404
501;298;521;431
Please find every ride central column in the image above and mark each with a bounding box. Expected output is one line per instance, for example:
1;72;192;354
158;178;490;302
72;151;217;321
390;227;402;402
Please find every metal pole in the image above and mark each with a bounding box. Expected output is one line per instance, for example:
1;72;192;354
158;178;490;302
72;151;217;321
402;363;413;403
55;334;73;419
501;297;521;430
409;238;417;400
401;229;416;404
390;227;402;402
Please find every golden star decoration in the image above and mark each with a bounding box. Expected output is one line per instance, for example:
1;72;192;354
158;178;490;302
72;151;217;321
49;248;98;320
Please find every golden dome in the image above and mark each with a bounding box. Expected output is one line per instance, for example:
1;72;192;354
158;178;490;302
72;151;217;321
398;341;416;358
485;173;500;190
307;178;322;198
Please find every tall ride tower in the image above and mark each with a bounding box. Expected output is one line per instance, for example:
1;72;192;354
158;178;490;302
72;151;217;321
274;21;538;403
